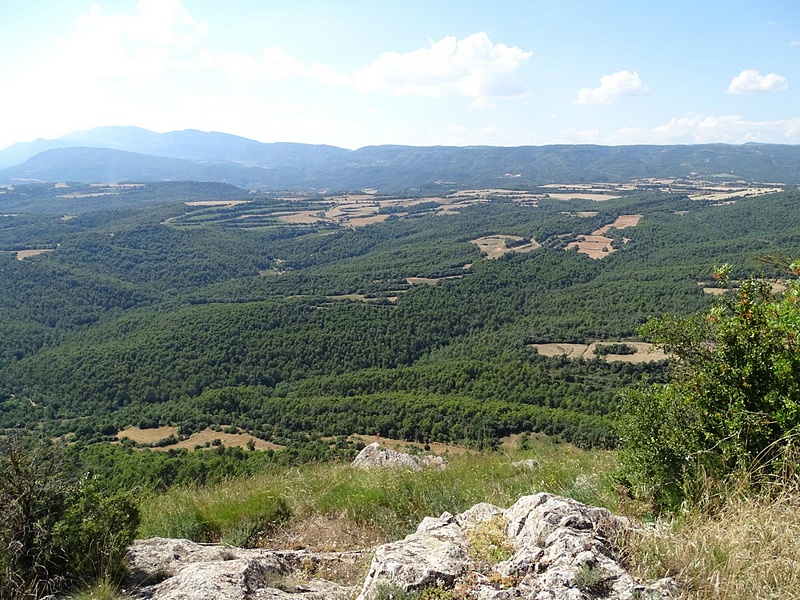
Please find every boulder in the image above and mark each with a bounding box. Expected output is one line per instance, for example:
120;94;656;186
125;538;362;599
356;493;676;600
350;442;447;470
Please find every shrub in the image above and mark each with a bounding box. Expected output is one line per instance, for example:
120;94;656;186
619;270;800;510
0;436;139;599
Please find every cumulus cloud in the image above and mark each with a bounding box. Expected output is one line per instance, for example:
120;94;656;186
352;33;532;100
574;70;647;105
610;114;800;144
727;69;788;94
51;0;209;87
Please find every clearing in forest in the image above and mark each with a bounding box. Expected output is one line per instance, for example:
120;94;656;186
531;341;669;363
565;214;642;259
116;426;283;451
14;249;53;260
471;235;540;259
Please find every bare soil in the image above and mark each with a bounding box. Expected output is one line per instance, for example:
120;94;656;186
15;249;53;260
470;235;540;259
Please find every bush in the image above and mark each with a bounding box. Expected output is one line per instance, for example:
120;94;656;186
619;270;800;510
0;436;139;598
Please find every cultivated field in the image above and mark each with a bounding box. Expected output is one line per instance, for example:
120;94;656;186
470;235;540;259
12;249;54;260
116;426;283;451
565;214;642;259
531;341;669;363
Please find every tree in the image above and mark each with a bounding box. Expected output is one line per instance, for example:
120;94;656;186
618;267;800;510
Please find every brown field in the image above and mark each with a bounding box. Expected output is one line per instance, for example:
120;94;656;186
545;193;621;201
57;192;119;198
346;215;390;227
566;214;642;259
275;211;326;224
116;426;284;451
116;425;178;444
16;249;53;260
531;341;669;363
688;186;782;201
699;279;788;296
184;200;250;206
348;434;468;455
562;211;599;217
595;214;643;234
471;235;540;259
406;275;464;285
326;293;401;303
702;287;729;296
565;235;613;258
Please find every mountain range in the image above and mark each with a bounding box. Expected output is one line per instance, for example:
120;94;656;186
2;126;799;192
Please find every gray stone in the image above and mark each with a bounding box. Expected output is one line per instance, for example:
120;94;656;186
350;442;447;470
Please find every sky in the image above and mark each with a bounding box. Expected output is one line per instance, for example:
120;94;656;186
1;0;799;150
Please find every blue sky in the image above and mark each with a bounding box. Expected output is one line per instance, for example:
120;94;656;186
2;0;799;149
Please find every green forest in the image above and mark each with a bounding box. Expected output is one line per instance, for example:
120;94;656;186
1;182;799;489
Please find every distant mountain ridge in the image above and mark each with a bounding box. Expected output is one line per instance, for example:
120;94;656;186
1;127;799;192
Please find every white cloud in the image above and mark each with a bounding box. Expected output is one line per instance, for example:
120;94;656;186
727;70;788;94
610;114;800;144
575;70;647;105
790;40;800;47
216;48;350;85
352;33;532;100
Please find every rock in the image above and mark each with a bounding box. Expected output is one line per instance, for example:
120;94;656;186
125;538;362;599
357;513;470;599
511;459;540;470
356;493;676;600
350;442;447;470
125;495;676;599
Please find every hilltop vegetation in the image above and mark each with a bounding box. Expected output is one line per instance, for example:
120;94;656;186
2;181;798;457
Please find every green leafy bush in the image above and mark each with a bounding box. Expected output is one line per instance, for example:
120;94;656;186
619;270;800;510
0;437;139;599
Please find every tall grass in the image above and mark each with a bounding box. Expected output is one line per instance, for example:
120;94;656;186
627;474;800;599
139;441;618;547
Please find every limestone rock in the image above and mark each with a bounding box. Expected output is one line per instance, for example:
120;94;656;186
356;493;675;600
357;512;470;600
125;538;361;600
350;442;447;470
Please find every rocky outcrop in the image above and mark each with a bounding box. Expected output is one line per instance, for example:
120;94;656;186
350;442;447;470
125;538;363;599
357;493;676;600
125;494;676;600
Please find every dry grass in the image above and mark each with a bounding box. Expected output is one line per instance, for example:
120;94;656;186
15;249;54;260
347;434;469;456
530;342;669;363
628;485;800;599
470;235;540;259
116;426;283;451
116;426;178;444
184;200;250;206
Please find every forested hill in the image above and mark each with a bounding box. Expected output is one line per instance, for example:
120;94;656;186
2;127;800;190
1;180;798;452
